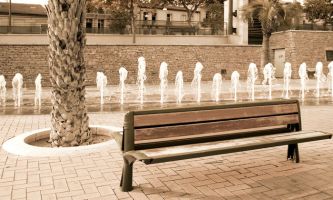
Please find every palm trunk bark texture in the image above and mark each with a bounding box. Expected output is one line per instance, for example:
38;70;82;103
46;0;91;147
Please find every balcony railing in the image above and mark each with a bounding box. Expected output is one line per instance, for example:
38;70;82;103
248;23;333;44
136;20;200;27
277;23;333;32
0;26;48;34
0;20;226;35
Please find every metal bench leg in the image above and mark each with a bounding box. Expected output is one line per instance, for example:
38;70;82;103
120;167;124;187
295;144;300;163
121;155;136;192
287;144;293;160
287;144;300;163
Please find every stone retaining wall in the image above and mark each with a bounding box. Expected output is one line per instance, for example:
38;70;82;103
2;30;331;88
270;30;333;78
0;45;261;87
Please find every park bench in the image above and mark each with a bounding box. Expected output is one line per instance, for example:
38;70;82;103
113;99;332;192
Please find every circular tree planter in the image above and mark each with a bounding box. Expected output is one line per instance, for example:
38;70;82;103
2;125;122;157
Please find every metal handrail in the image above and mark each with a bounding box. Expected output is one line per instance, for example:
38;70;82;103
0;25;226;35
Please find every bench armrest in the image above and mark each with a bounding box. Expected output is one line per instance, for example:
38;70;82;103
123;151;153;164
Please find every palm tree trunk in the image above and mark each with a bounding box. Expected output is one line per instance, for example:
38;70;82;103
46;0;91;147
261;34;270;68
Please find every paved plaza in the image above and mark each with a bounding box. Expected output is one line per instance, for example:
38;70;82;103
0;81;333;200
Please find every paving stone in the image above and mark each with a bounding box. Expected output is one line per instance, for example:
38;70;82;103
98;185;115;196
0;105;332;199
27;191;41;200
12;188;26;199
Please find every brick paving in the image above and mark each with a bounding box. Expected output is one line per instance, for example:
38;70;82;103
0;105;333;200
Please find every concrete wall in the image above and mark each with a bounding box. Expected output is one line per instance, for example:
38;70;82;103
270;30;333;77
0;34;228;46
0;44;261;87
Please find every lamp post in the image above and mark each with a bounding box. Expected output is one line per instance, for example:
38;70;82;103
8;0;12;33
163;7;168;34
228;0;233;35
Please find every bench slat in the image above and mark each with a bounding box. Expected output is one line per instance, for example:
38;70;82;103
135;114;299;141
134;103;299;128
127;131;332;164
135;126;289;148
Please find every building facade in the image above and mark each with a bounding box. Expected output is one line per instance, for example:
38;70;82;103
0;3;47;33
0;2;216;35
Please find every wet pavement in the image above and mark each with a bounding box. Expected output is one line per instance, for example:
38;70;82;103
1;79;333;115
0;79;332;200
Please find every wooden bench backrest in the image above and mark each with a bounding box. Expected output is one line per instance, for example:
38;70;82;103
122;100;301;151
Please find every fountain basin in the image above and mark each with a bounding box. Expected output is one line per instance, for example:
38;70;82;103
2;125;122;157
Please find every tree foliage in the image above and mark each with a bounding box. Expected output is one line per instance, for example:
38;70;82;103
173;0;206;25
203;1;224;34
85;0;227;38
241;0;301;67
86;0;115;13
241;0;286;37
86;0;223;26
109;9;131;33
86;0;172;12
282;2;303;29
304;0;333;25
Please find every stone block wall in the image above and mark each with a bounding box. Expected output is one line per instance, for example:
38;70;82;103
1;30;332;88
0;45;261;87
0;45;49;88
270;30;333;78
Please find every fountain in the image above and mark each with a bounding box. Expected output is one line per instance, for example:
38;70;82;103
247;63;258;101
119;67;128;105
12;73;23;107
4;58;333;115
191;62;203;103
137;57;147;105
231;71;240;102
262;63;275;100
34;74;42;108
314;62;326;98
175;71;184;104
282;62;292;99
0;75;6;105
159;62;168;104
96;72;108;105
211;73;222;102
298;62;308;101
328;61;333;97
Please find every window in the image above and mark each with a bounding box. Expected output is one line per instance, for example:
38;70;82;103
86;19;93;28
326;50;333;61
181;14;187;21
167;14;172;22
40;24;48;33
143;12;148;21
98;19;104;29
206;11;211;19
152;13;157;21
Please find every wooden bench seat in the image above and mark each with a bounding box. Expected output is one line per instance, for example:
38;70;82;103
124;130;330;164
115;99;332;192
